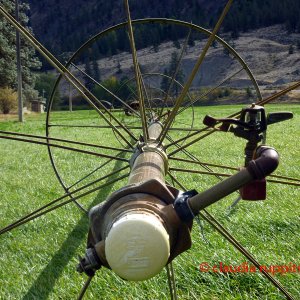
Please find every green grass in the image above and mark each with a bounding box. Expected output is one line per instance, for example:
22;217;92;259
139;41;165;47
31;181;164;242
0;104;299;299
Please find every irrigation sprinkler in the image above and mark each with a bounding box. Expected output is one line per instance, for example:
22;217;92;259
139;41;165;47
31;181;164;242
203;104;293;203
0;0;299;299
77;120;280;282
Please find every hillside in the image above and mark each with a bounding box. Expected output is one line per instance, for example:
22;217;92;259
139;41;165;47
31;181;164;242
24;0;300;104
62;24;299;101
26;0;300;56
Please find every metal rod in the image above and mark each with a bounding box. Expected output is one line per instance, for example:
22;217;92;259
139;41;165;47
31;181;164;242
168;170;295;300
169;156;238;171
69;82;73;112
0;173;128;235
166;135;226;183
0;5;137;148
270;174;300;182
0;130;132;153
139;66;153;114
176;67;245;116
158;0;233;144
169;167;231;177
170;157;300;184
124;0;149;140
166;263;178;300
260;80;300;106
168;129;217;155
166;79;300;153
188;168;253;213
170;158;300;189
67;155;128;190
0;135;129;162
48;124;211;132
0;166;128;234
158;27;192;119
199;210;295;300
77;276;93;300
267;179;300;187
71;63;140;118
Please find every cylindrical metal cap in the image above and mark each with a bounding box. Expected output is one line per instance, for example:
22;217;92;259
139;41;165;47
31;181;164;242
105;212;170;281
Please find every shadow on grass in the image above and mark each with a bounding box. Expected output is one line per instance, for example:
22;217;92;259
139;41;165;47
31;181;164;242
23;158;126;300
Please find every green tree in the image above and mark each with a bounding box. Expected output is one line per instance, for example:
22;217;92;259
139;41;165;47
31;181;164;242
0;0;41;104
160;52;185;97
34;72;60;110
92;58;101;82
0;87;17;114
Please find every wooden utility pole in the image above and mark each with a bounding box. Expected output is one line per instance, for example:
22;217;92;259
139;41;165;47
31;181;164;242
15;0;23;122
69;83;73;112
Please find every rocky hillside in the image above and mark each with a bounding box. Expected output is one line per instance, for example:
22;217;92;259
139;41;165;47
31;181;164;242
73;24;299;89
25;1;299;102
27;0;300;56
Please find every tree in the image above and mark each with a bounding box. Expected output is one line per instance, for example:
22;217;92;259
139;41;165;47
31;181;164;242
92;58;101;82
288;44;294;55
160;51;185;97
173;39;180;49
34;72;60;110
0;0;41;105
0;87;17;114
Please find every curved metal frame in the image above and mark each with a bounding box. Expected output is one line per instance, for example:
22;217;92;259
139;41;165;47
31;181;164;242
46;18;262;196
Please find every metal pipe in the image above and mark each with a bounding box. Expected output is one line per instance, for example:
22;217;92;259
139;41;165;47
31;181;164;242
187;146;279;214
128;122;167;185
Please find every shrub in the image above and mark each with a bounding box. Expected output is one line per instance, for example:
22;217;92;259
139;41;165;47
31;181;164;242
0;87;17;114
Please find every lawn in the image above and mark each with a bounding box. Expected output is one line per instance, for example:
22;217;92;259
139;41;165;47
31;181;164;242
0;104;299;299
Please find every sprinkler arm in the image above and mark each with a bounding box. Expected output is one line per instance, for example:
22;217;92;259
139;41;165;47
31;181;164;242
174;146;279;220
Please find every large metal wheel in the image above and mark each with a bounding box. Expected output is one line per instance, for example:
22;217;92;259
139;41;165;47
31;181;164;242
46;18;262;206
0;3;299;300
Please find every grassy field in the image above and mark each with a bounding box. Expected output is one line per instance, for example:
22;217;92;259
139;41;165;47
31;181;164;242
0;104;299;300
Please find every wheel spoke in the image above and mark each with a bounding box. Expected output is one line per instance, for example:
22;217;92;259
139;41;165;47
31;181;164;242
158;0;233;144
169;167;231;177
158;27;192;119
0;130;133;153
0;172;129;235
168;129;217;156
166;262;178;300
47;124;212;133
0;134;129;162
169;160;300;187
267;179;300;187
166;79;300;154
71;63;140;118
169;156;238;171
67;154;128;190
139;68;154;114
168;171;296;300
124;0;149;140
0;5;137;149
77;276;94;300
166;135;226;182
199;210;296;300
259;80;300;106
176;67;245;116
